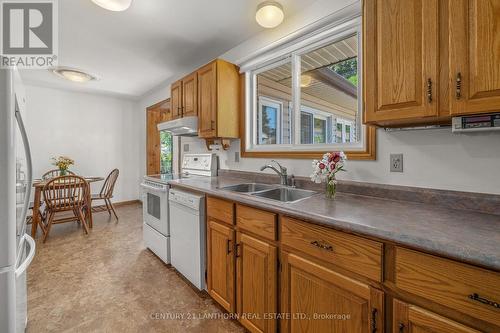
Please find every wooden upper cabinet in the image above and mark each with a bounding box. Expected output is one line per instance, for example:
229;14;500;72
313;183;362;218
449;0;500;115
198;61;218;138
364;0;439;125
170;79;182;119
393;299;481;333
236;232;277;333
198;59;240;139
280;252;384;333
207;219;235;312
181;72;198;117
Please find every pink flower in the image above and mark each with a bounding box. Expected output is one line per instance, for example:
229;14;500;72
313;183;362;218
318;163;326;169
330;162;336;170
332;152;341;163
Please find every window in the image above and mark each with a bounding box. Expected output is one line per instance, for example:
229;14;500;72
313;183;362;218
159;131;173;174
258;97;282;144
243;14;375;159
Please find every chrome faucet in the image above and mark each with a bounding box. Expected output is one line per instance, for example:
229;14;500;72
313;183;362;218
260;160;288;186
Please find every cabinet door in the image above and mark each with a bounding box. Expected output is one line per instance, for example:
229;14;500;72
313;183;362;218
182;72;198;117
207;219;235;312
281;251;384;333
449;0;500;115
170;79;183;119
236;232;277;333
198;61;217;138
364;0;439;124
393;299;480;333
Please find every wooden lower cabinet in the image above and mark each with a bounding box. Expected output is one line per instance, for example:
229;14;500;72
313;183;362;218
206;219;235;312
393;299;480;333
236;232;277;333
280;251;384;333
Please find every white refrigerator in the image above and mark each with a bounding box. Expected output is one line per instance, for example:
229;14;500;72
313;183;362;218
0;68;36;333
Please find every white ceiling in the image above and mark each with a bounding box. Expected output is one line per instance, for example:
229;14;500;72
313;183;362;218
20;0;317;99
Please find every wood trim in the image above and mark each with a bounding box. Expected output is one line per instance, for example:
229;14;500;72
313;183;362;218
239;74;377;160
146;99;170;175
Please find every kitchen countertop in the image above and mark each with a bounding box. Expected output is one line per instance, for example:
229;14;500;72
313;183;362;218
168;175;500;272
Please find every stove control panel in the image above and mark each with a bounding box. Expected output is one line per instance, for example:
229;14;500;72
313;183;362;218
181;153;218;176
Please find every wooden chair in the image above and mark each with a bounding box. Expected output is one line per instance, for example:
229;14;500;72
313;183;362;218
91;169;119;220
42;169;75;180
40;175;90;243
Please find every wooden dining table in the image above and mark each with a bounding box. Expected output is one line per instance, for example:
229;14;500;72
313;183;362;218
31;176;104;238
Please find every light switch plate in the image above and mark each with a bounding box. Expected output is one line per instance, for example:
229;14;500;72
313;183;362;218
234;152;240;163
390;154;403;172
183;144;189;152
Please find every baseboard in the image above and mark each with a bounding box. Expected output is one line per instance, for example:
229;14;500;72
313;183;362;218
93;199;142;210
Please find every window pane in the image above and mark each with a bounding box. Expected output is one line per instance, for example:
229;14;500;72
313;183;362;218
260;105;278;144
256;61;292;145
160;131;172;174
345;124;351;143
314;118;327;144
300;112;313;144
300;34;359;144
335;122;343;143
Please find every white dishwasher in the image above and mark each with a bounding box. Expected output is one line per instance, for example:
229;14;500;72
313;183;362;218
169;188;206;290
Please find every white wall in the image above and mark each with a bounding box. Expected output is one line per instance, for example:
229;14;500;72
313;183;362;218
138;0;500;195
25;85;141;202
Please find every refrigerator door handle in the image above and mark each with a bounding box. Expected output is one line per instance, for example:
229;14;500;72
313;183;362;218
15;109;33;233
15;234;35;278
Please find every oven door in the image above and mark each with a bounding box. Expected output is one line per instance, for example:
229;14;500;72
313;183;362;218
140;182;169;236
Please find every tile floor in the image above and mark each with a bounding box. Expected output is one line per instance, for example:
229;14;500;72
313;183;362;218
27;203;244;333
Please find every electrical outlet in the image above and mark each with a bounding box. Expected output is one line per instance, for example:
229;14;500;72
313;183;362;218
183;144;189;152
390;154;403;172
234;152;240;163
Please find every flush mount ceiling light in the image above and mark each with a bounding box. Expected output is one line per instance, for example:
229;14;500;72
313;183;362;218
51;67;98;83
256;1;284;28
300;74;313;87
91;0;132;11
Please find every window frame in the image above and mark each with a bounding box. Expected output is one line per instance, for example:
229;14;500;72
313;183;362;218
241;12;376;160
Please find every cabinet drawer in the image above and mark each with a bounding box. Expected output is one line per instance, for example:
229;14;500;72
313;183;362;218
236;205;277;241
395;247;500;327
281;217;383;282
207;196;234;225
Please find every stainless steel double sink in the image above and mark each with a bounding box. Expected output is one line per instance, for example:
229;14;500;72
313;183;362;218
219;183;317;203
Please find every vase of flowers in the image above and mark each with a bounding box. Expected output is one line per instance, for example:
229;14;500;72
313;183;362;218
310;151;347;199
51;156;74;176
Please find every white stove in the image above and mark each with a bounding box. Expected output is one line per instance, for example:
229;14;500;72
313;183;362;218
141;154;217;265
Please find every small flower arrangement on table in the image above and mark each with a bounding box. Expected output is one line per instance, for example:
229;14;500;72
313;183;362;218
51;156;74;175
310;151;347;199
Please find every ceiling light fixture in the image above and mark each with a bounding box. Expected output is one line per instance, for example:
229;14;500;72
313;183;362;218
256;1;284;28
91;0;132;12
51;67;98;83
300;74;313;87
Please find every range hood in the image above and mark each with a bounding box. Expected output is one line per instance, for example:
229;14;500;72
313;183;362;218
157;116;198;136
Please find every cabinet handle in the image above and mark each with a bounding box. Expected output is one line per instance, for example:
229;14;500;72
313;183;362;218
177;107;182;116
468;293;500;309
211;120;216;130
226;239;232;254
427;78;433;103
456;72;462;100
310;240;334;252
398;323;405;333
371;308;378;333
235;243;241;257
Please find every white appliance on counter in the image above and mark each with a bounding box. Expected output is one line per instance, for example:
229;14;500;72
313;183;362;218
169;189;206;290
141;154;217;266
0;68;36;333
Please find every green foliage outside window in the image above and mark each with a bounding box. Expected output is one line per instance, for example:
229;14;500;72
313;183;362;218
160;131;173;174
330;58;358;87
